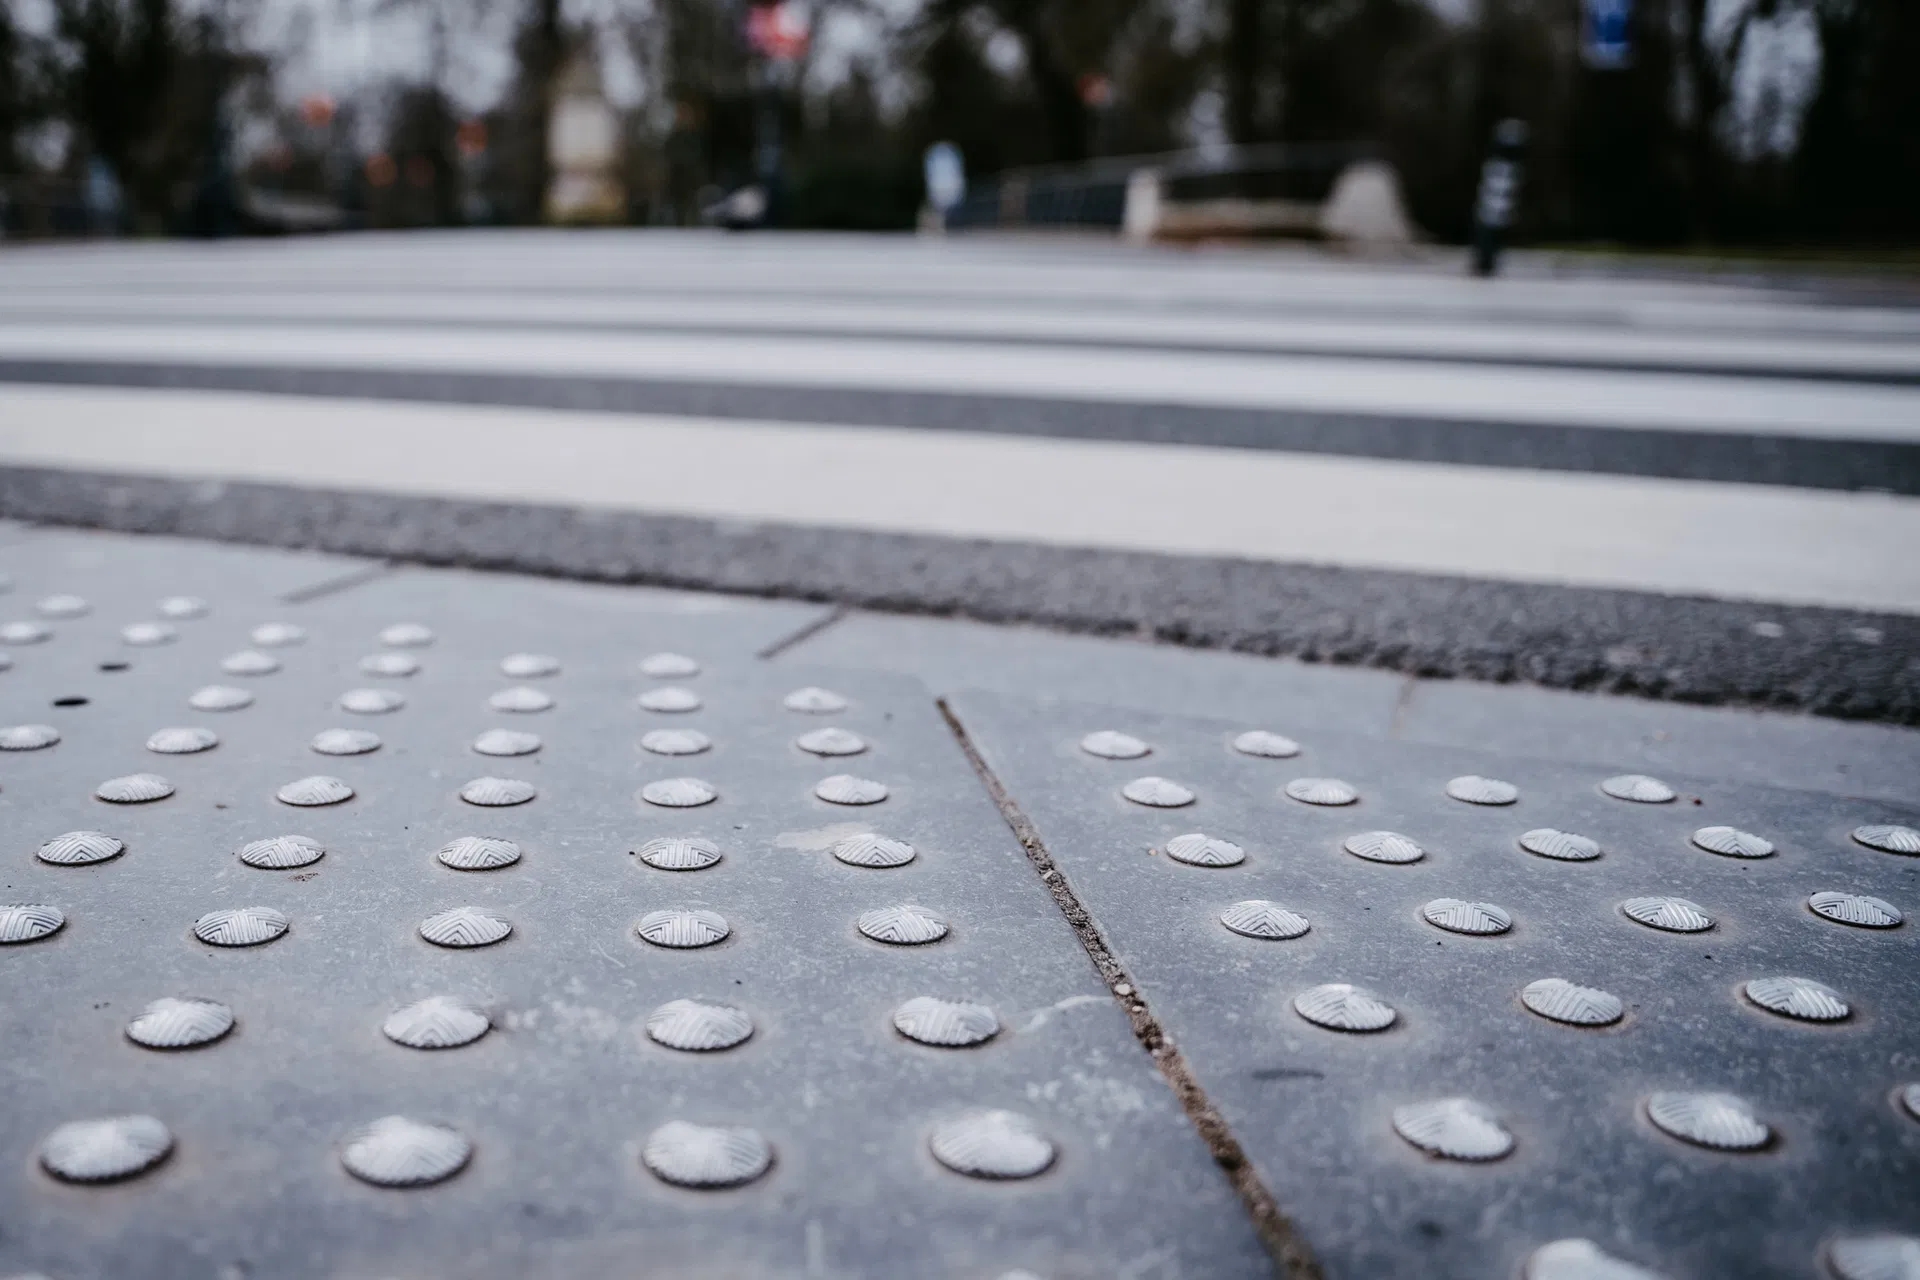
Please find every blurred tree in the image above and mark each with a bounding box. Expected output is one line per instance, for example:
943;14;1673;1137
0;3;27;176
35;0;259;232
1794;0;1920;240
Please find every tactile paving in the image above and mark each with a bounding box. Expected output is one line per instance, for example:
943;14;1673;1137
948;691;1920;1280
0;538;1264;1278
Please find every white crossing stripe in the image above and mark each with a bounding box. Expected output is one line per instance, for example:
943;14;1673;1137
2;383;1915;614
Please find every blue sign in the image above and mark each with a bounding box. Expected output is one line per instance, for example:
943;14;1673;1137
1582;0;1632;69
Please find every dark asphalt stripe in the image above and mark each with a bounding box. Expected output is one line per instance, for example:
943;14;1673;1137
1;464;1912;725
9;309;1915;385
3;359;1915;494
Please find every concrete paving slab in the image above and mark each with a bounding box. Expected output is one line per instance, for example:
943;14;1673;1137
0;537;1268;1279
947;689;1920;1280
781;611;1920;801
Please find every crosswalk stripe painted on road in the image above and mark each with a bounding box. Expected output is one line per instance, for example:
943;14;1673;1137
3;383;1915;614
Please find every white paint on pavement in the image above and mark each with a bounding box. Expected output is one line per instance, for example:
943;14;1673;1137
1;383;1913;614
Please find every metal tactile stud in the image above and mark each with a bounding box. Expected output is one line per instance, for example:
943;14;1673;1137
636;837;722;871
0;723;61;750
1293;983;1397;1032
500;653;560;678
1520;828;1601;861
473;728;541;756
0;650;11;672
796;727;867;757
1165;833;1245;867
1901;1084;1920;1123
1285;777;1359;806
929;1110;1055;1179
277;775;354;807
36;594;89;619
642;1121;772;1188
424;836;518;875
158;596;209;620
639;686;702;713
1344;830;1424;864
1446;775;1518;805
1852;824;1920;856
1232;729;1300;758
816;774;888;805
638;907;731;948
96;773;175;804
1645;1091;1769;1150
190;685;254;712
382;997;491;1049
1692;825;1775;859
340;1116;472;1187
1080;730;1150;760
249;622;305;647
145;726;217;754
221;650;281;676
1621;896;1713;933
642;777;719;808
1808;891;1903;929
39;1116;172;1183
193;907;290;947
1121;776;1195;808
1391;1098;1515;1161
858;905;949;945
249;621;305;644
1826;1236;1920;1280
37;831;124;866
0;904;67;943
125;997;235;1050
312;728;381;755
359;652;420;678
640;652;701;679
378;623;434;648
0;620;51;644
1523;1238;1666;1280
895;996;1000;1047
1522;979;1624;1027
237;835;325;870
642;728;712;756
832;833;915;868
488;686;553;713
1743;976;1849;1022
1219;901;1309;940
1422;899;1513;935
784;686;848;714
121;621;176;647
419;907;512;949
460;776;536;807
437;836;522;871
646;1000;754;1051
1601;774;1676;803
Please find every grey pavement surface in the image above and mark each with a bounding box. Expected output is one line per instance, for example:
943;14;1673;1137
947;690;1920;1280
0;528;1264;1280
775;610;1920;803
0;526;1915;1279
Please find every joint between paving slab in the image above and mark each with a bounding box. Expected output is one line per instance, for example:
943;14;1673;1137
278;559;394;604
936;696;1322;1280
756;604;851;660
